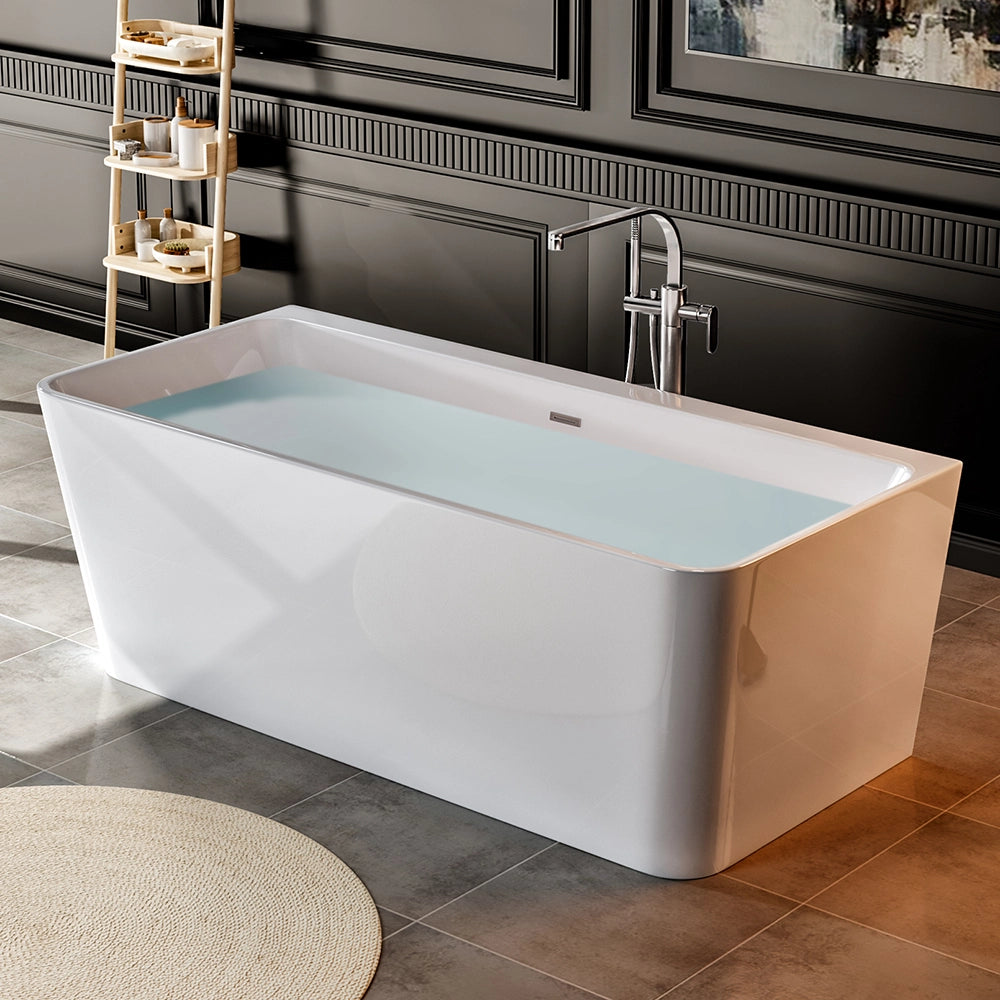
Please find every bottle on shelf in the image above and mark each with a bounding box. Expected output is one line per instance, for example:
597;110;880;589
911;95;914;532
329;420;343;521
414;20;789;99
134;209;151;243
170;96;189;152
159;207;178;241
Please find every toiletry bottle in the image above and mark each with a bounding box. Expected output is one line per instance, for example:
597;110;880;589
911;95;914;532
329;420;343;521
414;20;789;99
134;209;151;245
159;207;178;241
170;96;189;153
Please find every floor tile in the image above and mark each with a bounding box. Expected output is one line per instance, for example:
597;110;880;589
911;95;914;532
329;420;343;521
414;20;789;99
665;906;1000;1000
0;391;45;429
940;565;1000;605
0;535;92;635
53;708;360;816
0;613;58;663
0;324;103;365
425;844;794;1000
727;786;938;900
0;459;68;525
0;752;39;787
951;778;1000;829
0;341;76;397
0;505;69;558
277;771;554;919
0;417;52;474
366;923;598;1000
811;812;1000;973
0;640;182;769
924;607;1000;709
868;690;1000;807
935;594;976;630
8;770;76;787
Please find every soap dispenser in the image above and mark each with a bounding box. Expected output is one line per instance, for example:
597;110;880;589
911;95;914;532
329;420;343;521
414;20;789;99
170;96;189;152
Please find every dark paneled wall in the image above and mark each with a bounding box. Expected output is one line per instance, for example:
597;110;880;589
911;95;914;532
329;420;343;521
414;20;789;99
2;1;998;568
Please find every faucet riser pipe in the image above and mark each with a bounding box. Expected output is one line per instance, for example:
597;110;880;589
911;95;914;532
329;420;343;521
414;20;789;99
659;325;684;395
625;218;642;383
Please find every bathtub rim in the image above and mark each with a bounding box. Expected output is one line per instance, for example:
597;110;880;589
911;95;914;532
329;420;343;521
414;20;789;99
38;305;962;575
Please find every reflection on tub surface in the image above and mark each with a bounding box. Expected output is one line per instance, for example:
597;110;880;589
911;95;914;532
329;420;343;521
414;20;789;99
353;502;669;715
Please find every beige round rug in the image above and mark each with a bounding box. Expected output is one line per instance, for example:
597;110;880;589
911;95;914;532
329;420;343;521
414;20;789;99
0;785;381;999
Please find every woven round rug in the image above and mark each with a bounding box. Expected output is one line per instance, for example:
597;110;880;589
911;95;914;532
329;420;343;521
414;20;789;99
0;785;381;999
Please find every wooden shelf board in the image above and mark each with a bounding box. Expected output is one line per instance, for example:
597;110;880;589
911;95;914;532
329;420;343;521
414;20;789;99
103;155;235;182
103;254;240;284
111;52;223;76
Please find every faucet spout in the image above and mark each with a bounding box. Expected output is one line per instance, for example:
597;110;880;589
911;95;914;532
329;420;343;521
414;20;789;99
548;206;684;288
547;206;717;395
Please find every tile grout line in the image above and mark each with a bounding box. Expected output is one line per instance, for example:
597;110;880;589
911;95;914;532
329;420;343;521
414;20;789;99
267;768;367;821
796;808;948;909
0;339;98;365
680;801;971;992
39;705;193;774
0;533;75;566
0;454;62;482
375;907;417;941
0;631;67;664
940;775;1000;831
412;840;559;926
934;606;987;630
717;871;820;905
4;768;82;788
801;904;1000;980
411;923;617;1000
862;782;955;810
63;631;100;650
654;902;809;998
922;684;1000;712
0;501;70;530
937;809;1000;834
0;412;52;436
940;601;1000;615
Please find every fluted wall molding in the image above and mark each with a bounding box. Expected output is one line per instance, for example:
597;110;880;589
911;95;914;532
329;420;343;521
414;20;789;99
2;49;997;274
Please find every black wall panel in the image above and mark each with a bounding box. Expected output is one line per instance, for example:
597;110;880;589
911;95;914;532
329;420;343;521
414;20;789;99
221;149;590;366
0;0;998;567
0;94;176;341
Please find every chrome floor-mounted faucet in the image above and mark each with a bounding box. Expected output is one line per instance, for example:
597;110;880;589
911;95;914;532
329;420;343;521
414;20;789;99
548;207;718;395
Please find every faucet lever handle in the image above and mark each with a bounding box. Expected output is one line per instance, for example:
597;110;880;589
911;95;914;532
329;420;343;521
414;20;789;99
679;302;718;355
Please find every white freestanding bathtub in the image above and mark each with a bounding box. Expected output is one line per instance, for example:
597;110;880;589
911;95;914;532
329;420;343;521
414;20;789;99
39;305;960;878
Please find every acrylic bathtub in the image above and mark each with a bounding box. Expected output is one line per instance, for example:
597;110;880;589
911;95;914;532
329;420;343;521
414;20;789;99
39;305;960;878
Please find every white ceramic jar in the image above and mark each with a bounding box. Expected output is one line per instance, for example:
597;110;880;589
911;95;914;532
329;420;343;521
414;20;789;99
177;118;215;171
142;116;171;152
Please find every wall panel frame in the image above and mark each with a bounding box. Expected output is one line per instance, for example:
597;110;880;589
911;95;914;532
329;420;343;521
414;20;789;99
200;0;588;108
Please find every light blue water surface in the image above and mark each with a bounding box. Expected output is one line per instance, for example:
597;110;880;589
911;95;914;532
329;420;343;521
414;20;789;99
128;366;848;567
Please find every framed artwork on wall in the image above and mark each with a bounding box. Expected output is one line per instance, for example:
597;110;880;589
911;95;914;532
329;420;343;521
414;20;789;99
688;1;1000;93
637;0;1000;149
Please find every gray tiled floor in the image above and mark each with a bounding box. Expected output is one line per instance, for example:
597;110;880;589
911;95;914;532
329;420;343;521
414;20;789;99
2;318;1000;999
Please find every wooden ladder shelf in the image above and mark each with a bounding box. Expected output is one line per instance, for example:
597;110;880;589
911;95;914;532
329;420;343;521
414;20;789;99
103;0;238;358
